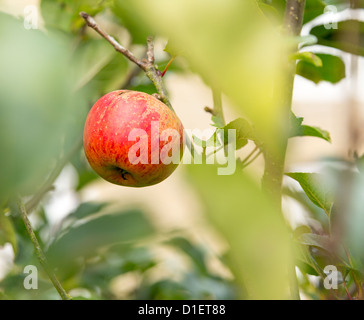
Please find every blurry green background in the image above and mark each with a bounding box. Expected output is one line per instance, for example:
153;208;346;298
1;0;364;300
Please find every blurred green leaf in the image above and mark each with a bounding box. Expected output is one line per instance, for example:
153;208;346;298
0;13;88;197
296;53;345;84
129;81;157;96
290;112;331;142
72;39;115;91
223;118;256;149
0;212;17;254
310;20;364;56
164;39;186;58
0;273;58;300
344;174;364;265
193;118;254;151
48;209;155;268
41;0;111;33
286;172;334;216
89;54;129;96
295;244;320;276
284;187;330;231
257;0;285;22
293;225;312;239
76;171;99;190
299;233;332;252
188;164;292;299
303;0;326;24
167;237;208;275
123;0;287;150
68;202;108;220
257;2;281;25
112;0;152;43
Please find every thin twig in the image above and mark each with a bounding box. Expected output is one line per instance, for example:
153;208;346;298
241;146;259;165
242;150;262;169
146;36;154;64
15;198;72;300
80;12;146;70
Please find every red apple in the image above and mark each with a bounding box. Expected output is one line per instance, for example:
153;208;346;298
83;90;184;187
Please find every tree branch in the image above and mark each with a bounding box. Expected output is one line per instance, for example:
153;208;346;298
146;36;155;64
15;197;72;300
261;0;306;300
80;12;146;70
262;0;306;202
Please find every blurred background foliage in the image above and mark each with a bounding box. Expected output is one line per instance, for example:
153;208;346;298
0;0;364;300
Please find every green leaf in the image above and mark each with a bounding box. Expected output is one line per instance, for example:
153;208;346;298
303;0;326;24
47;209;155;275
193;118;254;151
0;13;88;197
112;0;152;44
296;53;345;84
223;118;255;149
289;112;331;142
257;2;281;24
291;51;323;67
68;202;108;220
293;225;312;239
72;39;116;91
122;0;288;149
257;0;286;22
299;233;332;252
164;39;186;57
310;20;364;56
286;172;334;216
301;125;331;142
89;54;129;96
295;245;321;276
211;115;225;128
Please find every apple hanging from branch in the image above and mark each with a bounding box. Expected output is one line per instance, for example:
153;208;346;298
83;90;184;187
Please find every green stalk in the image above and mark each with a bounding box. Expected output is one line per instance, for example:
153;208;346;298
262;0;306;300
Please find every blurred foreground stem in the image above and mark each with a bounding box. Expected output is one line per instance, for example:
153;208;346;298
262;0;306;300
15;198;72;300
